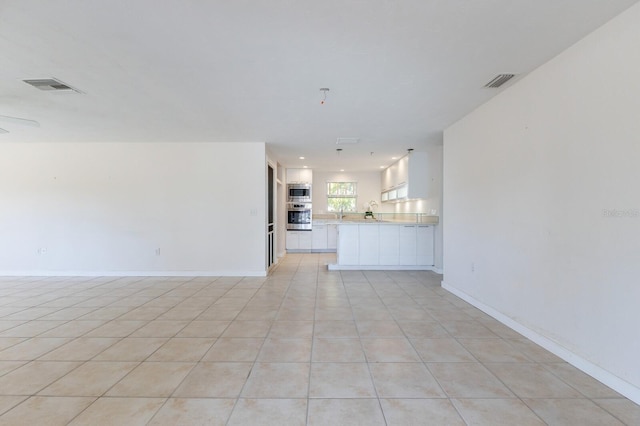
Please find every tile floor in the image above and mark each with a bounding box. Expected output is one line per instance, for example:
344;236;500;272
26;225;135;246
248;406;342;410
0;253;638;425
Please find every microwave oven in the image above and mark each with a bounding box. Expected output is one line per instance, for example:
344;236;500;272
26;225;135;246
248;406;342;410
287;183;312;202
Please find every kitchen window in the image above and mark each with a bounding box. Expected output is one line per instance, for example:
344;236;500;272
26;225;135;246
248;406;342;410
327;182;357;212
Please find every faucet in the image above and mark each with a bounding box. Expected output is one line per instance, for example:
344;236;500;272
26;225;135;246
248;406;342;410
339;207;343;221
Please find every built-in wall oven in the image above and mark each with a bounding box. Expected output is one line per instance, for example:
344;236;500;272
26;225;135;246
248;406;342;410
287;183;312;203
287;203;312;230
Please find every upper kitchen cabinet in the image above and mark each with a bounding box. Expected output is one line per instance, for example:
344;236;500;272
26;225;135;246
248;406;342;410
286;168;313;184
380;152;428;202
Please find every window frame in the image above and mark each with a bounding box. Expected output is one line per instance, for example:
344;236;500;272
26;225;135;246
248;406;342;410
326;181;358;212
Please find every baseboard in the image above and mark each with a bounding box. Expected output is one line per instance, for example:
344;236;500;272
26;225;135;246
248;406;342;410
0;270;268;277
328;264;437;271
442;281;640;405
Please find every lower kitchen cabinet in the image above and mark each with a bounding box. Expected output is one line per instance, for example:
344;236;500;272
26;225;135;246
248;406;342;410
327;224;338;250
336;223;435;267
312;224;328;250
286;230;312;251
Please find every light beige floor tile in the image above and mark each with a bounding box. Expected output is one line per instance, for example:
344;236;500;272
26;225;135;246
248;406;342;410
312;338;365;362
458;338;533;363
242;362;310;398
78;306;134;321
257;338;312;362
370;362;446;398
93;337;168;361
0;361;26;376
380;398;465;426
130;320;189;337
197;308;241;320
543;362;622;398
439;320;499;338
0;396;95;425
106;362;195;397
68;397;165;425
228;398;307;426
397;320;450;338
38;320;106;337
361;338;421;362
148;398;235;426
356;320;404;337
452;398;546;425
268;321;314;338
117;306;168;321
411;338;476;362
201;338;264;362
0;361;81;395
505;338;564;362
38;337;119;361
236;309;279;321
221;320;273;337
427;362;514;398
158;307;205;321
39;361;138;396
84;320;148;337
486;363;583;398
173;362;252;397
313;320;358;338
176;320;230;338
314;308;353;321
309;362;376;398
0;320;66;337
307;398;385;426
148;338;215;362
0;338;28;353
39;307;97;321
0;338;72;361
593;398;640;425
0;395;28;416
524;398;625;425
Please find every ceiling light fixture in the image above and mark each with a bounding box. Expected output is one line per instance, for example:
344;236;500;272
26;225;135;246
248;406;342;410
319;88;329;105
299;156;305;160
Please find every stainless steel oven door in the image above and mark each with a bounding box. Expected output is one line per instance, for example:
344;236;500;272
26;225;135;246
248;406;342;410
287;204;312;230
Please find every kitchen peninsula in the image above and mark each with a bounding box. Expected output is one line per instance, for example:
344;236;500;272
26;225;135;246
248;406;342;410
320;214;439;271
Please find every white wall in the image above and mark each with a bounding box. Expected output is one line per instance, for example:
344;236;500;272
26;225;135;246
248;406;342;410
443;3;640;403
0;142;268;276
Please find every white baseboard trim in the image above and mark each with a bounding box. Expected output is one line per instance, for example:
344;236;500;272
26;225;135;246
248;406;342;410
0;270;268;277
442;281;640;405
328;264;437;271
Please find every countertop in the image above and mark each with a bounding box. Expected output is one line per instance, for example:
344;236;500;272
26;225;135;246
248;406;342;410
313;217;439;226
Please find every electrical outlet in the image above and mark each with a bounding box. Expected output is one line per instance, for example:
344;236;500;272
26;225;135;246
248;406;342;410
155;248;161;256
471;262;475;272
38;248;47;255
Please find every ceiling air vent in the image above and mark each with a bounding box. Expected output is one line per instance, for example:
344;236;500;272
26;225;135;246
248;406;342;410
23;78;81;93
336;137;360;145
484;74;516;88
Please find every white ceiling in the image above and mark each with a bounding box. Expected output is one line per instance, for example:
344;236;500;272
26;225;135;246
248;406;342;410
1;0;638;171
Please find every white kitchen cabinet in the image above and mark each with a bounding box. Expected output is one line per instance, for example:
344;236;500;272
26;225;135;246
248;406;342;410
359;225;379;265
379;225;399;265
286;168;313;184
380;152;428;202
416;225;435;266
286;230;312;251
312;224;328;250
327;224;338;250
399;225;417;265
337;225;359;265
334;223;436;268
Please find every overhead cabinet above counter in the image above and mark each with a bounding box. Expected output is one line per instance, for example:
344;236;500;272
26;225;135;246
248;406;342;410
381;151;428;202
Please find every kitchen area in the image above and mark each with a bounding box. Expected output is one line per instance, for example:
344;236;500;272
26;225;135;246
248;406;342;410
283;148;443;272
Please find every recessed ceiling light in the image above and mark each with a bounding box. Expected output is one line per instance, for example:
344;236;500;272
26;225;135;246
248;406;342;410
299;156;305;160
391;157;398;160
340;169;345;172
380;166;385;169
303;166;308;169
